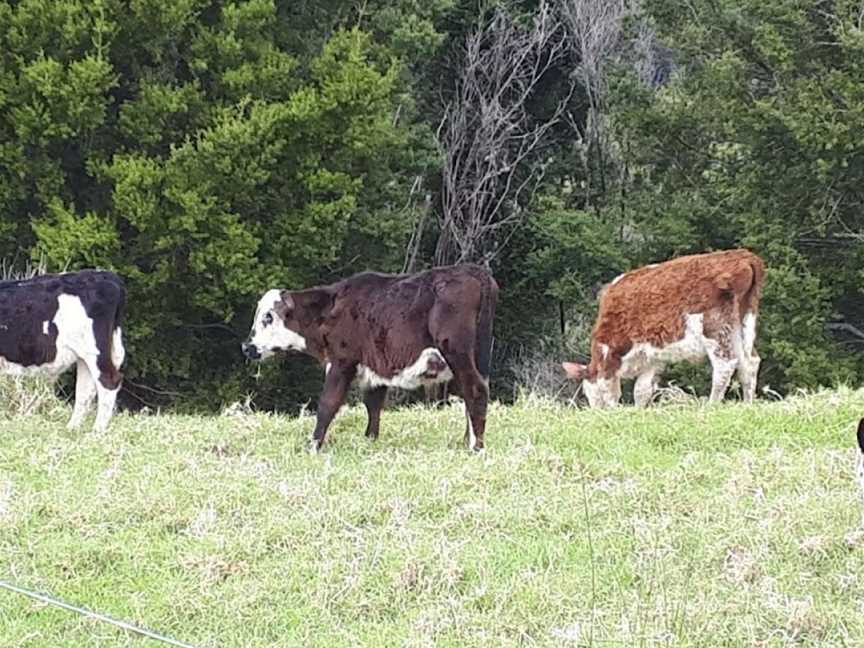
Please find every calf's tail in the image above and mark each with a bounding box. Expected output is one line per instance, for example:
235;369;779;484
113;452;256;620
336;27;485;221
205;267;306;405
741;254;766;317
475;275;498;380
110;286;127;370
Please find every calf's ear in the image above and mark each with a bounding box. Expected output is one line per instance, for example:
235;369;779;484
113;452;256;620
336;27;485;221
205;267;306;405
561;362;587;380
295;288;334;318
276;291;295;318
857;418;864;453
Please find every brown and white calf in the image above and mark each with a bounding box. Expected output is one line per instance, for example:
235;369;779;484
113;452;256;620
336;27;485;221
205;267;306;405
242;264;498;451
0;270;126;431
562;249;765;408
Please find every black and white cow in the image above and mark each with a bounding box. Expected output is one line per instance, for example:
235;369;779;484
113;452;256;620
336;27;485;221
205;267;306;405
0;270;126;432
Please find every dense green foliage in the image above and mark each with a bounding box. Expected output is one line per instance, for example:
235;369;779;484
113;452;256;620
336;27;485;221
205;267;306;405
0;0;862;408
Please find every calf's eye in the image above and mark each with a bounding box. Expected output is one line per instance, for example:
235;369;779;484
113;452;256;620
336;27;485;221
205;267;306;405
263;313;274;326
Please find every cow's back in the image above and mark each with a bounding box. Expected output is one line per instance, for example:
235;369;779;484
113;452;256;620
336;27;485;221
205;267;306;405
0;270;125;370
324;264;495;378
595;249;763;349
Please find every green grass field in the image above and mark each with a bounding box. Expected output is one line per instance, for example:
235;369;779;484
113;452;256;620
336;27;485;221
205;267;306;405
2;389;864;647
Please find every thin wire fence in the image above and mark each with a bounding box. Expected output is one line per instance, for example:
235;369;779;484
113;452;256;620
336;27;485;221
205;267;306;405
0;580;203;648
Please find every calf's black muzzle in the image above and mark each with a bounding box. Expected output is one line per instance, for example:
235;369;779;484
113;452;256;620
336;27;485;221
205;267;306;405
241;342;261;360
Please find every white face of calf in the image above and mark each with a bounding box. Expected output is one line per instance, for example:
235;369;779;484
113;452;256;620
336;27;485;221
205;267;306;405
561;362;621;409
242;289;307;360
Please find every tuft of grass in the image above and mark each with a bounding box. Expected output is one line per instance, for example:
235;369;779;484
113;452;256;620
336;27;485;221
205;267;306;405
1;389;864;646
0;375;67;421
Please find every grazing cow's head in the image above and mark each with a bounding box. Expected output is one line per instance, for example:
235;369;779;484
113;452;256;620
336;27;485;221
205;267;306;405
561;361;621;409
242;289;307;360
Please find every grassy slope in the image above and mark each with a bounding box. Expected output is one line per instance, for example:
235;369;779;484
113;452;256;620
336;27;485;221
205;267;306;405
1;390;864;647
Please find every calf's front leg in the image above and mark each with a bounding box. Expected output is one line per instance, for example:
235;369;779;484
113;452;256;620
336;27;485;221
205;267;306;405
633;368;659;408
362;386;387;440
311;364;356;452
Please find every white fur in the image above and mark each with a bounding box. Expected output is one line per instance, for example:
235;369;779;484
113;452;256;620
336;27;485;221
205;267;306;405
585;312;759;408
0;295;91;378
618;313;708;378
67;359;96;430
466;411;477;450
741;312;757;354
42;321;49;335
633;369;657;407
112;327;125;368
583;375;621;409
0;294;122;432
248;289;307;357
736;312;760;402
356;347;453;391
610;273;625;286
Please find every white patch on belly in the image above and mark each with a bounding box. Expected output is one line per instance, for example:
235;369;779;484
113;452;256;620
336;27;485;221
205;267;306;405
357;347;453;391
0;294;96;379
618;313;712;378
42;321;49;335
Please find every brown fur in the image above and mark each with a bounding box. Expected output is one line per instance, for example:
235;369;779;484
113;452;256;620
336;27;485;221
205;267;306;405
584;249;764;380
249;264;498;451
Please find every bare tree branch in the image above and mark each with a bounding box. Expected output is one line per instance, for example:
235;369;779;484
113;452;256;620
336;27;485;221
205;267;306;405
434;1;573;266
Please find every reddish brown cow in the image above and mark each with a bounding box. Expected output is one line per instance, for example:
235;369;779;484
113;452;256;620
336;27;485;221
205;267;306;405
242;264;498;451
563;249;765;408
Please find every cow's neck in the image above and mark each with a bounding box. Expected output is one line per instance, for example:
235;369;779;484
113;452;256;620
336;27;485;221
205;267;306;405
296;320;327;364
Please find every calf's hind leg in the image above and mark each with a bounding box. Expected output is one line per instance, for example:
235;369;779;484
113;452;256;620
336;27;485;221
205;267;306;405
67;359;97;430
441;351;488;451
706;347;737;403
83;355;122;433
736;312;760;403
633;368;659;407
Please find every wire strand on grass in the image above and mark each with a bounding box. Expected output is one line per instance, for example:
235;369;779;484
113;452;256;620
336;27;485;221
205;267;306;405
0;580;203;648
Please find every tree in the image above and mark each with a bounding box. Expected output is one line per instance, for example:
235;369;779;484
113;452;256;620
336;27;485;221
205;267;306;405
433;1;572;266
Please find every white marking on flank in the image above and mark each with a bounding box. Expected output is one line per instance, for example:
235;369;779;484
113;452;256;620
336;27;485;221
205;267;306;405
356;347;453;391
0;294;93;379
585;312;725;409
618;313;708;378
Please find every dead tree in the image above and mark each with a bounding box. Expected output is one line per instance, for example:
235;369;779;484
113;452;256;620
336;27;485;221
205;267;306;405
433;1;571;267
558;0;630;207
561;0;675;198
